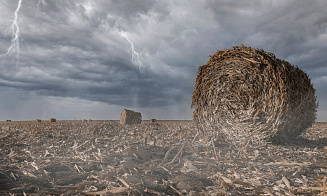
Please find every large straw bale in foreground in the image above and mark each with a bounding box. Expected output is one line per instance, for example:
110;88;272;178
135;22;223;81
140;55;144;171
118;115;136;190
120;109;142;125
191;45;317;144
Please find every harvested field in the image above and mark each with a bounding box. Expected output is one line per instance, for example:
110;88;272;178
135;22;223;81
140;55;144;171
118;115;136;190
0;120;326;195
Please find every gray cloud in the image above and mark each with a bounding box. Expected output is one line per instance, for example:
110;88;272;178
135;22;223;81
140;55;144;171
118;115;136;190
0;0;326;121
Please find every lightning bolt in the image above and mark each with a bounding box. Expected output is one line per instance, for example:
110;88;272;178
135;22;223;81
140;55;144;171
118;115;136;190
36;0;45;14
1;0;22;65
121;33;144;75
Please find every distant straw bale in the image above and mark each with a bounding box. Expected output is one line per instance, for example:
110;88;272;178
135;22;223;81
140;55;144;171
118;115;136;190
191;45;317;144
36;119;41;122
49;118;56;123
120;109;142;125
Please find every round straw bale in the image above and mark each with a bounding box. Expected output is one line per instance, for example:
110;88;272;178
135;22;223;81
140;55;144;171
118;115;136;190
191;45;317;144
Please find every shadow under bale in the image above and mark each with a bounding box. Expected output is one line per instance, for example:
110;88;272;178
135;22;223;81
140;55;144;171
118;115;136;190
191;45;318;145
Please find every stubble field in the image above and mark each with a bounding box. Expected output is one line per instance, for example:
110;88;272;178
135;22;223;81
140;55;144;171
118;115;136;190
0;120;326;195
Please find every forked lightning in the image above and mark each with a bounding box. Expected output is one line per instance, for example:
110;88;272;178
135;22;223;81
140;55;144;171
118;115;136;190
121;32;144;75
1;0;22;64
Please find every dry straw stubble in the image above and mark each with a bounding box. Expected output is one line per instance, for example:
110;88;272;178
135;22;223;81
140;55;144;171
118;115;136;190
191;45;317;145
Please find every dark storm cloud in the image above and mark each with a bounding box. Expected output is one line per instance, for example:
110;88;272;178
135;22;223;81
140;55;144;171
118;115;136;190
0;0;327;120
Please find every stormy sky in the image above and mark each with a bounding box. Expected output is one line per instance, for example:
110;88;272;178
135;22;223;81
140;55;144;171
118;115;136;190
0;0;326;121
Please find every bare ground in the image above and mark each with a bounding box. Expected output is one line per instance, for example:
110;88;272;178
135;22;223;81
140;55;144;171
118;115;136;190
0;120;326;195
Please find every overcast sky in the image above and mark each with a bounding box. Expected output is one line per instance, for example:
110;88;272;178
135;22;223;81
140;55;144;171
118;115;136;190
0;0;326;121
